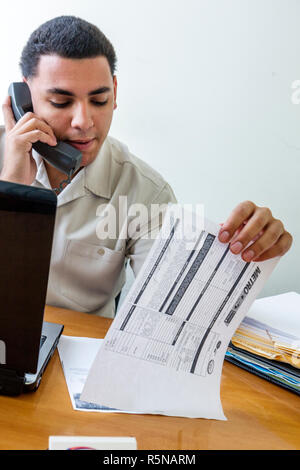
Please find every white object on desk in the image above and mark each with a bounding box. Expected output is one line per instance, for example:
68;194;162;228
49;436;137;450
58;335;105;412
58;335;142;413
247;292;300;337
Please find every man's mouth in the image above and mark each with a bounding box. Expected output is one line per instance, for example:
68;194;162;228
65;138;96;151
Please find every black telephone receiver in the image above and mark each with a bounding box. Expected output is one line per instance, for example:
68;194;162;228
8;82;82;178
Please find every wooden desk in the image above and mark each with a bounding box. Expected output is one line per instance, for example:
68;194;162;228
0;305;299;450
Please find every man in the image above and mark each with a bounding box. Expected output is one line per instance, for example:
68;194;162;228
0;16;293;318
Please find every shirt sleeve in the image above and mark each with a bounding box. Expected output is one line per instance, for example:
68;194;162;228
126;182;177;277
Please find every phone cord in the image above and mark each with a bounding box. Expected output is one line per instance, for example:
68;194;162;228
52;174;72;195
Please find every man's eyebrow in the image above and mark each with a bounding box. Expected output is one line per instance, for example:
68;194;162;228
46;86;112;96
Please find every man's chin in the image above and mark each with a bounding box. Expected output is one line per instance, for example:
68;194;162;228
79;146;102;167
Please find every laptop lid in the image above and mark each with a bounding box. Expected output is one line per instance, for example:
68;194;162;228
0;181;57;375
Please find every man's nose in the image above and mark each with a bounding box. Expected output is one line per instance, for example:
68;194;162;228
71;102;94;131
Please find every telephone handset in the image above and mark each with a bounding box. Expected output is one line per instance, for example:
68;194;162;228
8;82;82;181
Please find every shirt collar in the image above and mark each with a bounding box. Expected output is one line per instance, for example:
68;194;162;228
32;137;113;205
84;137;112;199
33;151;51;189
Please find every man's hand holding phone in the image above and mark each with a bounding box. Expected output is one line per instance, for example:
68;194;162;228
1;95;57;185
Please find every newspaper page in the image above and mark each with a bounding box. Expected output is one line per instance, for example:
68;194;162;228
81;205;279;419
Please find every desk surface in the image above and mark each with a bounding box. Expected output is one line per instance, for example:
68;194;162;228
0;305;299;450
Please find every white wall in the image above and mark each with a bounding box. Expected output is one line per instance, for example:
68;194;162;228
0;0;299;297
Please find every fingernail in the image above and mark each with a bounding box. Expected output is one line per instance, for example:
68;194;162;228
219;231;230;243
230;241;243;254
243;250;255;262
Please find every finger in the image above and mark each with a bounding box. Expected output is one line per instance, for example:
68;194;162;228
11;112;56;141
240;219;285;262
228;207;272;255
2;96;16;132
17;116;57;142
227;221;249;244
18;129;57;147
218;201;256;243
251;231;293;262
10;111;37;130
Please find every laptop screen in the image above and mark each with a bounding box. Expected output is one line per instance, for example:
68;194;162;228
0;181;57;374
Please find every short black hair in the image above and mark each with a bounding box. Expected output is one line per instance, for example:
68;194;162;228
20;15;117;78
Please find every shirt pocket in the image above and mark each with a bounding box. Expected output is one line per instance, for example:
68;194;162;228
61;239;125;311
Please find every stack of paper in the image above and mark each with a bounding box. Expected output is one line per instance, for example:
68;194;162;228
225;292;300;394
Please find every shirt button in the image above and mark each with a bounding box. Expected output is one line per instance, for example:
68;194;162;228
97;247;105;256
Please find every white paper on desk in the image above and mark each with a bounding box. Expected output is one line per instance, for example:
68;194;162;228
247;292;300;338
81;205;279;419
58;336;118;412
58;336;142;413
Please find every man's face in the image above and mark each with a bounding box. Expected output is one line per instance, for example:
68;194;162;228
25;54;117;167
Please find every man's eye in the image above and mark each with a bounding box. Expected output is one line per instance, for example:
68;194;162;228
92;100;108;106
50;100;108;108
50;101;71;108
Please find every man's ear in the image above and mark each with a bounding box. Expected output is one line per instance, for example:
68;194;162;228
22;77;33;94
113;75;117;110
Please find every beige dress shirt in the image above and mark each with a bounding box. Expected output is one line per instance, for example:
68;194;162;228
0;126;177;318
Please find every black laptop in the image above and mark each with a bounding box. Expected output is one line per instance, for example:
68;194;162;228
0;180;63;395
